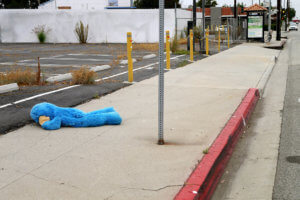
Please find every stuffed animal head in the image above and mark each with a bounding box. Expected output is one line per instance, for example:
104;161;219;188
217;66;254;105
30;102;56;124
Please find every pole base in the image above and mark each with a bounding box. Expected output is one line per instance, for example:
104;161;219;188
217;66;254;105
158;139;165;145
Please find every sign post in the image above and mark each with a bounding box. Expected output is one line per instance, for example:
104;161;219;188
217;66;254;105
158;0;165;145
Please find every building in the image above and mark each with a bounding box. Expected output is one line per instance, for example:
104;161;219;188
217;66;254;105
188;7;247;27
38;0;133;10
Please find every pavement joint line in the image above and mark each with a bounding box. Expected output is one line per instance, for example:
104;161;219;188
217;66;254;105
0;55;185;109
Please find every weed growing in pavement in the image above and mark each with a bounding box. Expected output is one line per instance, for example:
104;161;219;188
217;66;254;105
93;93;100;99
0;68;37;86
203;148;209;154
171;35;179;53
71;67;96;85
32;25;51;43
177;60;191;68
75;21;89;44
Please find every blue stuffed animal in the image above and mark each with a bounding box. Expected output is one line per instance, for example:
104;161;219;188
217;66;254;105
30;102;122;130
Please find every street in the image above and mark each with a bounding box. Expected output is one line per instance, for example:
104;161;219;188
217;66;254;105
273;30;300;199
212;30;300;199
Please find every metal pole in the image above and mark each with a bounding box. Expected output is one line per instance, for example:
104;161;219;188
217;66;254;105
234;0;237;18
175;2;177;38
276;0;281;40
234;0;237;41
193;0;196;26
287;0;290;26
130;0;133;7
268;0;271;32
158;0;165;145
202;0;205;51
55;0;57;9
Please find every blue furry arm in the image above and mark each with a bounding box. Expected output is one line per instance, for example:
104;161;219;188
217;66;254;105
41;117;62;130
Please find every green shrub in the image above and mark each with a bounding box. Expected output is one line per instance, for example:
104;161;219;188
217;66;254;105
32;25;51;43
75;21;89;44
37;32;46;43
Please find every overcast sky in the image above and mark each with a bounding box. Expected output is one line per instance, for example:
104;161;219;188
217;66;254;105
180;0;300;18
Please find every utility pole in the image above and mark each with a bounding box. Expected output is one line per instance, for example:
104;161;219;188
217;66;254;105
175;2;177;38
202;0;206;52
234;0;237;18
268;0;271;32
287;0;290;26
276;0;281;40
234;0;237;41
193;0;196;26
202;0;205;41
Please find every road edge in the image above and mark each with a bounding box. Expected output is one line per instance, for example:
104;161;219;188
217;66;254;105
174;88;260;200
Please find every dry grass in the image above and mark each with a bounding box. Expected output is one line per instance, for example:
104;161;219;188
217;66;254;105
109;53;127;67
133;43;159;51
178;38;188;45
0;68;37;86
71;67;97;85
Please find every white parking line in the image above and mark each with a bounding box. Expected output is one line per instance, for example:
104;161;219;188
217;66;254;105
0;55;185;109
68;54;113;57
0;62;77;67
40;58;111;62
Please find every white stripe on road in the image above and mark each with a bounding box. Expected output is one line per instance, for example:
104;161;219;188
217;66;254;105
0;62;78;67
0;85;79;109
67;53;109;56
0;55;185;109
39;58;111;62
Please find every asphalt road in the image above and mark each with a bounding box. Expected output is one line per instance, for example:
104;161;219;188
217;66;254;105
273;30;300;200
0;42;235;134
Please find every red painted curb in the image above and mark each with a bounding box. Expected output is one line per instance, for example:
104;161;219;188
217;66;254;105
174;88;260;200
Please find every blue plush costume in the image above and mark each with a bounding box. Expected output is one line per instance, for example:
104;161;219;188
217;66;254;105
30;102;122;130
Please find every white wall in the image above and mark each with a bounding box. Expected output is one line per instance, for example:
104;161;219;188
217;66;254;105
39;0;131;10
0;9;194;43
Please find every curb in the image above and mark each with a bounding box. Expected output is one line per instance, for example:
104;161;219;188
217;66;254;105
0;83;19;94
256;55;277;97
174;88;260;200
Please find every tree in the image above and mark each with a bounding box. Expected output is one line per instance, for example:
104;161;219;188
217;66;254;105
196;0;218;8
237;2;246;9
134;0;181;8
222;4;231;8
3;0;49;8
288;8;296;21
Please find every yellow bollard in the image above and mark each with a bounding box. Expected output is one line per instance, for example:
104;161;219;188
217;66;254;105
206;28;209;56
190;29;193;61
127;32;133;82
218;25;221;52
166;31;171;70
227;26;230;49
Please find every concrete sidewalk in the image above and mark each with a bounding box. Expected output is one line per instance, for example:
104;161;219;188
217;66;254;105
0;44;279;200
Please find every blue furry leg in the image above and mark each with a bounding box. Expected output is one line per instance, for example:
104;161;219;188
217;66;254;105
63;112;122;127
87;107;116;115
